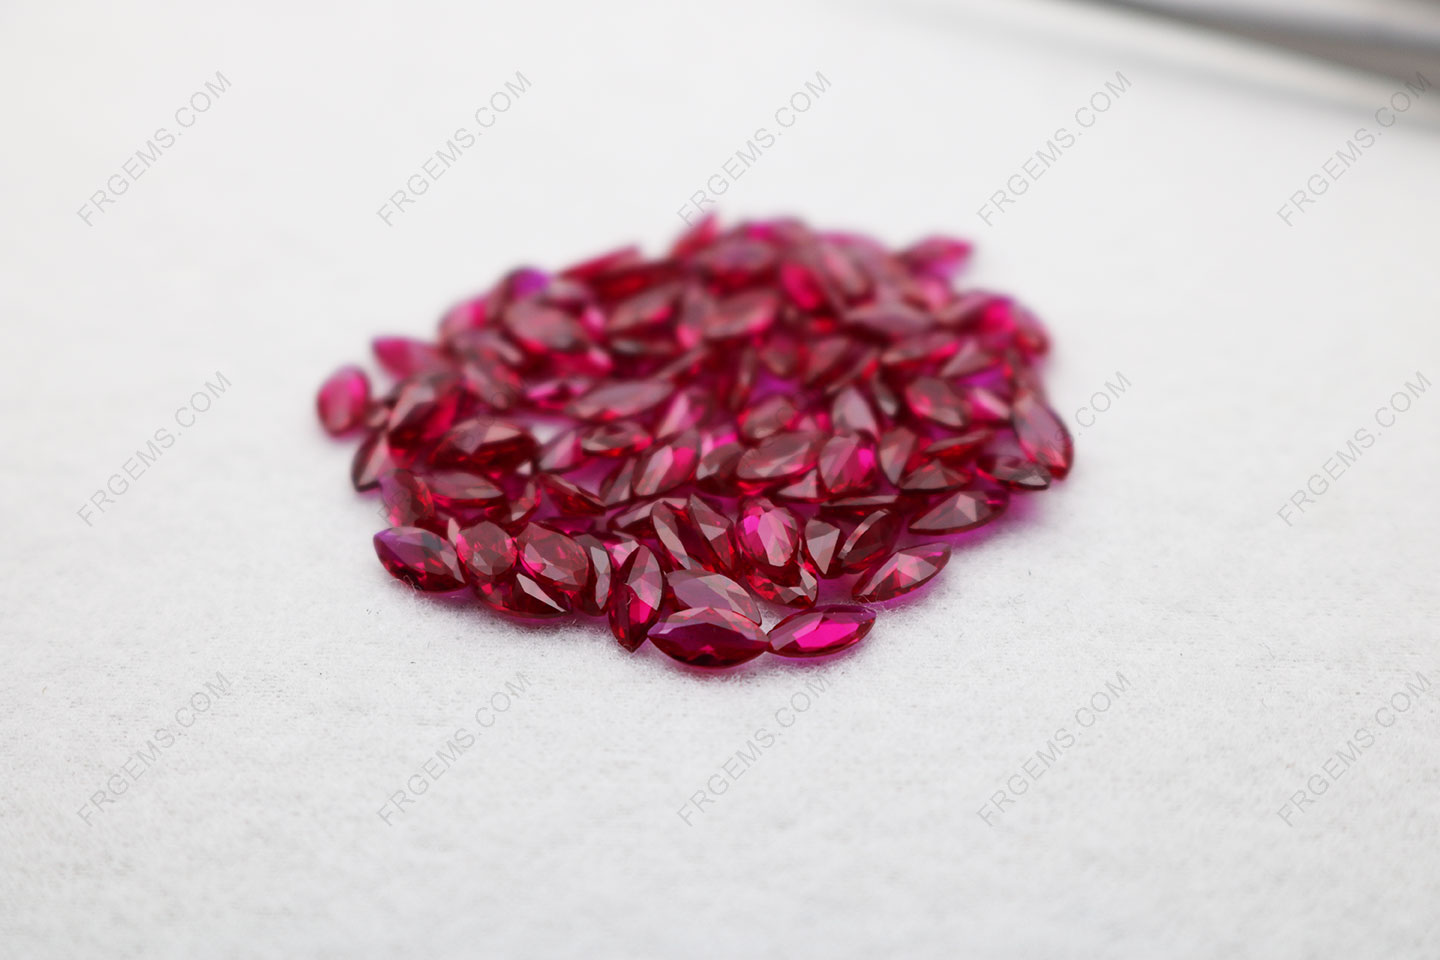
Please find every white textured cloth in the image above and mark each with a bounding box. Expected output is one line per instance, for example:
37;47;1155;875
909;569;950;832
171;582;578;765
2;0;1438;956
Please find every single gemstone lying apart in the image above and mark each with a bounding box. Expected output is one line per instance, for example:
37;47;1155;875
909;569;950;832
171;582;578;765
321;215;1073;668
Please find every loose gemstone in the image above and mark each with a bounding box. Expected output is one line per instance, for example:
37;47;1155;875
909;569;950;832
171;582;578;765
877;427;921;486
1012;390;1073;478
845;300;932;339
503;301;592;355
477;573;570;618
517;523;591;594
706;290;779;340
650;501;703;570
573;534;615;616
582;420;653;458
817;433;878;496
647;607;769;668
432;418;536;470
897;461;971;493
852;543;952;602
768;604;876;658
830;387;879;437
696;443;743;491
966;387;1011;424
899;236;972;281
374;337;447;378
738;395;798;442
910;489;1008;534
379;470;436;528
537;428;584;473
497;478;540;527
599;459;638;507
924;429;992;465
386;376;462;449
632;429;700;497
735;432;820;483
609;496;687;536
610;545;666;651
736;497;801;575
979;455;1052;491
774;470;824;503
425;470;505;507
686;494;739;573
568;379;672;422
317;366;371;435
939;340;1001;379
374;527;467;592
539;474;606;515
803;518;844;577
904;377;970;429
453;520;517;579
666;570;763;624
606;284;680;333
746;563;818;608
838;510;901;572
351;431;394;491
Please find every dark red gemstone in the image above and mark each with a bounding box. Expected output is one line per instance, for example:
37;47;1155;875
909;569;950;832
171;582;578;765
768;604;876;658
386;376;462;449
599;459;638;507
738;395;798;442
877;427;920;486
666;570;763;624
735;432;820;484
651;501;702;570
817;433;878;496
610;545;666;651
374;527;467;592
853;543;951;602
846;300;932;339
582;420;653;458
317;366;371;436
452;520;517;579
568;379;672;422
425;470;505;507
647;607;769;668
351;431;394;491
537;428;584;473
696;443;743;491
517;523;590;593
573;534;614;616
606;283;680;333
803;518;844;577
477;573;569;618
632;429;700;497
979;455;1051;491
898;461;970;492
774;469;825;503
899;236;972;281
706;290;779;340
433;418;535;470
838;510;901;572
830;387;879;437
686;494;739;573
746;563;818;608
904;377;969;429
496;478;540;527
910;489;1008;534
503;301;592;355
924;429;991;465
1012;390;1073;478
736;497;801;575
379;470;436;528
539;474;605;515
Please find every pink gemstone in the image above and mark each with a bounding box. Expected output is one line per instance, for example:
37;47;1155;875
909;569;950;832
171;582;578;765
666;570;763;624
374;337;447;378
610;545;666;652
735;432;820;484
517;523;591;594
606;283;680;332
424;470;505;507
317;366;371;436
853;543;952;602
477;573;569;618
746;563;818;608
379;470;436;528
803;518;844;577
386;377;462;450
496;478;539;527
647;607;769;668
374;527;467;592
432;418;536;469
632;429;700;497
910;489;1008;534
939;340;1000;379
536;428;584;473
738;395;798;442
1012;390;1073;478
845;300;932;339
774;470;824;503
568;379;672;422
503;301;592;355
768;604;876;658
899;236;972;281
696;443;743;491
599;459;638;507
830;387;880;437
898;461;970;492
877;427;920;486
817;433;878;496
736;497;801;575
904;377;969;429
838;510;901;572
924;429;991;465
351;431;394;491
452;520;517;580
706;290;779;340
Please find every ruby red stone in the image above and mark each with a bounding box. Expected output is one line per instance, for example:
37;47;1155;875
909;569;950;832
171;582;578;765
379;470;436;528
838;510;901;572
351;431;394;491
503;301;592;355
768;604;876;658
610;545;666;651
573;534;614;616
910;489;1008;534
979;455;1051;491
374;527;467;592
735;432;820;484
924;429;992;465
647;607;769;668
817;433;878;496
853;543;952;602
736;497;801;575
746;563;818;608
830;387;879;437
898;461;970;493
539;474;605;515
425;470;505;507
582;421;653;458
899;236;972;281
774;470;824;503
803;518;844;578
738;395;798;442
686;494;739;573
568;379;672;422
904;377;969;429
374;337;447;378
497;478;540;527
433;418;536;470
632;429;700;497
317;366;371;436
517;523;590;594
386;377;462;449
453;520;517;579
536;428;584;473
877;427;920;486
666;570;762;624
1012;390;1073;478
696;443;743;491
706;290;779;340
477;573;569;618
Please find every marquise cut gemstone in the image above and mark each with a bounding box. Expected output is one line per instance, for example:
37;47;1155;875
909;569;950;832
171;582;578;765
609;546;666;652
853;543;952;602
768;604;876;658
374;527;467;592
647;607;769;668
317;366;371;436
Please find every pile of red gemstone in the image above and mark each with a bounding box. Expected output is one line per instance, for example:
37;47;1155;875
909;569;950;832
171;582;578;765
316;216;1072;668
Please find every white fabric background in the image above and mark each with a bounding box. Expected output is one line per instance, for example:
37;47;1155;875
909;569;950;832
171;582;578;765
2;0;1438;957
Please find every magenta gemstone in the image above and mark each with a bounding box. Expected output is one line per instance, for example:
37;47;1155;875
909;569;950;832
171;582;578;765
735;432;820;484
666;570;763;624
1012;390;1073;479
647;607;769;668
837;510;901;572
853;543;952;602
736;497;801;575
379;470;436;528
768;604;876;658
817;433;878;496
374;527;467;592
317;366;371;436
517;523;590;594
609;545;666;652
477;573;569;618
452;520;517;579
910;489;1008;534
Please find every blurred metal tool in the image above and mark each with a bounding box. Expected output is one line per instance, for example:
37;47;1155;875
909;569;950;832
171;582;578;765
1076;0;1440;83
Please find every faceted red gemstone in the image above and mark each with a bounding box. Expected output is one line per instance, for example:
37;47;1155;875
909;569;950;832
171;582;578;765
568;379;672;422
386;376;462;449
966;387;1011;424
496;478;540;527
374;527;467;592
477;573;569;618
736;497;801;575
830;387;879;437
647;607;769;668
898;461;970;493
939;340;1000;379
804;337;853;386
582;421;653;458
374;337;447;378
561;245;643;281
654;389;712;440
877;427;920;486
899;236;972;281
650;501;702;571
738;395;798;442
686;494;739;573
823;492;912;517
632;429;700;497
609;497;687;536
606;283;680;333
598;459;638;507
803;518;844;578
735;432;820;484
1012;390;1073;478
452;520;517;580
924;429;992;465
774;470;824;503
768;604;876;658
610;545;666;651
317;366;371;436
573;534;614;616
853;543;952;602
696;443;743;491
517;523;590;594
666;570;763;624
351;431;394;491
904;376;969;429
846;300;932;339
379;470;436;528
838;510;901;572
746;563;818;608
539;474;605;515
880;331;961;371
979;455;1051;491
817;433;878;496
910;489;1008;534
503;301;592;355
706;290;779;340
425;470;505;507
432;417;536;469
536;428;584;473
